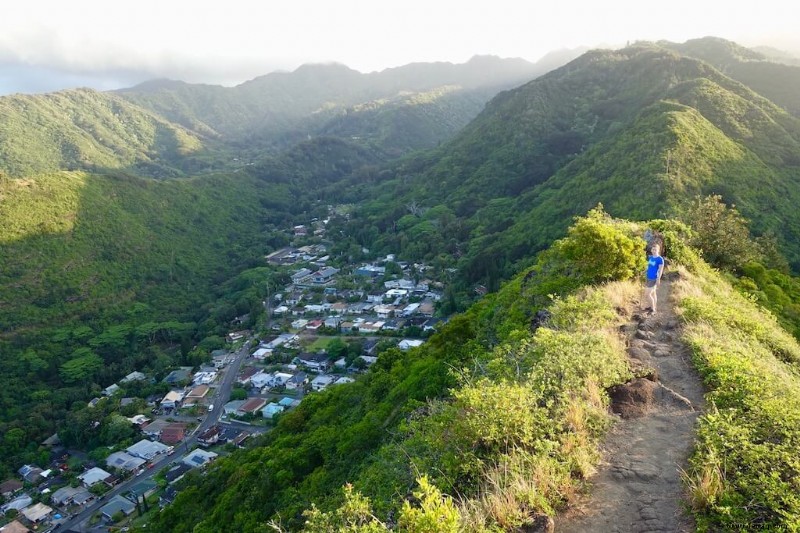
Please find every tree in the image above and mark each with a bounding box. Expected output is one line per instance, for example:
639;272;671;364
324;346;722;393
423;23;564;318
683;195;759;271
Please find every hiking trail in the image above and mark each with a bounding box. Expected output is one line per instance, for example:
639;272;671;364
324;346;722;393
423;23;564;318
557;273;706;533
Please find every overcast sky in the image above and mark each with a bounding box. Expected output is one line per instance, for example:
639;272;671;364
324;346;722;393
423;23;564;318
1;0;799;95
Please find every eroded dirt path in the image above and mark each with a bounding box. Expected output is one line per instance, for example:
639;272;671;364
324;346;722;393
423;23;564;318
557;274;706;533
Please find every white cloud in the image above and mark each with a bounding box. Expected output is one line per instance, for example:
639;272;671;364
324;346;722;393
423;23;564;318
1;0;798;94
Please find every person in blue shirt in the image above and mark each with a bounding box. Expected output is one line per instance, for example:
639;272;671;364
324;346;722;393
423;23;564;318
642;243;665;315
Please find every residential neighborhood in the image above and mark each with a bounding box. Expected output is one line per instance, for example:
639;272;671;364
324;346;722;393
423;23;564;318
0;210;454;532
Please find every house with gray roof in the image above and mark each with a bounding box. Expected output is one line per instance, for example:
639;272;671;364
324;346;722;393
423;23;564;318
100;495;135;521
126;439;169;460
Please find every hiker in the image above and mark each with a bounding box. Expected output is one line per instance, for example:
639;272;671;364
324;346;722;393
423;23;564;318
642;243;665;315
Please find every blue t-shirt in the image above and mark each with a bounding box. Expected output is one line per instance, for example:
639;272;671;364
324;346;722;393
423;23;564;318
646;255;664;280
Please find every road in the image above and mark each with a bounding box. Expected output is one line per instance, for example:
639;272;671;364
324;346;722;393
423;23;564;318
60;338;254;532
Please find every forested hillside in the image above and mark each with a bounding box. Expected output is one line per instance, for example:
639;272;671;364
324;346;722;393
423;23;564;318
116;56;555;153
329;41;800;291
0;89;210;177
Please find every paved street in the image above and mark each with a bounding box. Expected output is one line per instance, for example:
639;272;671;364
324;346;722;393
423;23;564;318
59;338;254;532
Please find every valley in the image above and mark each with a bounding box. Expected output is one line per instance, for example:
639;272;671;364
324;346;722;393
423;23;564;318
2;37;800;532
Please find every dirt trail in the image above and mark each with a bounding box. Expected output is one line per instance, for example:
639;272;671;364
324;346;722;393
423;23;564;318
557;273;706;533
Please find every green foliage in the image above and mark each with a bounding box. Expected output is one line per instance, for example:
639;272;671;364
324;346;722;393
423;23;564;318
682;195;760;271
676;263;800;530
554;206;646;283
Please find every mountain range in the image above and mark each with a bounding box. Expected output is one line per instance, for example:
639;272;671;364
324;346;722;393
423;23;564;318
2;36;800;531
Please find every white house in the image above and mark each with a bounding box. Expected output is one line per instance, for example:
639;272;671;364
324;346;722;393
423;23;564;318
78;467;112;487
398;339;424;350
160;390;184;409
183;449;218;468
120;371;146;383
311;374;336;391
127;439;169;460
250;371;274;390
252;347;271;359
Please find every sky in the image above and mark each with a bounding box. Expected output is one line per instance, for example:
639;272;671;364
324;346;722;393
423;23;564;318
1;0;799;95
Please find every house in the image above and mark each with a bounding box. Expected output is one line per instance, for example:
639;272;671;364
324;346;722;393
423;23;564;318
359;355;378;366
106;451;146;472
192;370;217;385
1;494;32;515
20;502;52;524
329;302;348;315
183;449;218;468
334;376;355;385
164;463;192;485
237;398;267;415
120;397;137;408
291;318;309;330
418;301;436;317
402;303;421;316
252;347;270;359
126;439;169;460
272;305;289;316
0;520;30;533
261;403;285;419
161;390;185;409
183;384;210;406
250;371;273;390
306;319;324;330
100;495;136;521
17;465;43;484
0;479;23;498
366;291;384;304
294;352;331;371
51;486;92;506
324;316;342;329
87;397;102;408
334;357;347;369
128;414;150;426
163;367;193;384
226;331;247;343
285;371;307;390
310;267;339;285
262;333;298;350
363;338;381;356
141;419;171;439
223;400;246;415
78;467;112;487
423;317;444;332
356;264;385;277
398;339;424;350
374;305;394;318
291;268;313;283
272;372;294;387
120;371;146;383
311;374;336;391
160;485;179;506
356;321;384;334
382;318;405;331
160;423;187;445
102;383;121;397
237;366;259;384
278;397;301;408
126;479;158;502
198;425;222;447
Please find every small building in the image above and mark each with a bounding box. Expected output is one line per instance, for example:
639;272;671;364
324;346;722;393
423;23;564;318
294;353;331;371
0;479;23;498
120;371;146;383
182;449;218;468
51;486;92;507
398;339;424;350
127;414;150;426
335;376;355;385
100;495;136;521
78;467;112;487
252;347;271;359
261;403;285;419
237;366;259;384
20;502;52;524
278;397;301;408
311;374;336;391
160;423;187;445
198;425;222;447
127;439;169;461
0;520;30;533
291;318;309;330
17;465;43;484
126;479;158;502
106;451;146;473
291;268;313;283
163;367;193;385
164;463;192;485
359;355;378;366
237;398;267;415
285;372;308;390
160;390;185;409
141;419;171;439
250;371;273;390
1;494;33;514
102;384;121;397
192;371;218;385
183;384;210;407
223;400;246;415
160;485;178;506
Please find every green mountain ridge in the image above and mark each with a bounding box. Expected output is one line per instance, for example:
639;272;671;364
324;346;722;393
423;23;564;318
0;88;209;178
337;40;800;287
